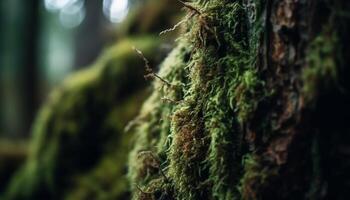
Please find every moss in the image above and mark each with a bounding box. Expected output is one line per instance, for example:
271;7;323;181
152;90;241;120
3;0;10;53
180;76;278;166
4;0;345;199
128;41;192;199
302;24;338;103
128;0;267;199
64;90;149;200
237;1;349;199
127;0;350;200
4;36;161;200
238;154;279;200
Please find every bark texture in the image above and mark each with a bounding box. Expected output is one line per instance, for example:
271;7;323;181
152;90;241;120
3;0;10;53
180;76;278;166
128;0;350;199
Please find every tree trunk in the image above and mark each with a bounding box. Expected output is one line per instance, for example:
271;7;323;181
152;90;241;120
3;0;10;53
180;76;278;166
128;0;350;199
0;0;40;137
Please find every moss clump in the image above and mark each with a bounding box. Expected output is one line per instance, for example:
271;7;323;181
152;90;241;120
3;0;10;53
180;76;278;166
3;36;161;200
128;0;350;199
127;41;192;199
128;0;266;199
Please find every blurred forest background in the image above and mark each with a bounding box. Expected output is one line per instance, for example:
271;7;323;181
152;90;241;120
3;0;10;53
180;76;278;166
0;0;132;192
0;0;138;139
0;0;181;198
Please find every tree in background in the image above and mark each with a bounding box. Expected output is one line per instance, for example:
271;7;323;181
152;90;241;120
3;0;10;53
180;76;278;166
0;0;40;138
2;0;182;199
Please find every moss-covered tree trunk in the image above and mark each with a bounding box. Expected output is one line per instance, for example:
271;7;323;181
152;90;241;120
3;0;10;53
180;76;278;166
128;0;350;199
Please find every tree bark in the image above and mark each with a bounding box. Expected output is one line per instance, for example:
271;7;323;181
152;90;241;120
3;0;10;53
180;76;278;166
128;0;350;199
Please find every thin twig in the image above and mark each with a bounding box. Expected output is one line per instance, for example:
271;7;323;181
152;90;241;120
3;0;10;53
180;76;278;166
177;0;202;15
132;46;152;73
160;19;186;36
132;46;172;87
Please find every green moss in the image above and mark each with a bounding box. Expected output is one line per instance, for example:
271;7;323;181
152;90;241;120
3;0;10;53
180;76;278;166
302;25;338;102
128;1;267;199
65;90;149;200
237;2;347;200
238;154;279;200
7;0;344;199
4;36;161;200
168;1;265;199
128;41;191;199
127;0;350;200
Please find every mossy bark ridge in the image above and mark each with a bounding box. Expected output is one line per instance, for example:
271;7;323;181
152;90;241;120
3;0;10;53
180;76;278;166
128;0;350;199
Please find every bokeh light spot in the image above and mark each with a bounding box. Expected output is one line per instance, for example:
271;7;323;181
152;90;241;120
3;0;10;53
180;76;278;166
103;0;129;23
